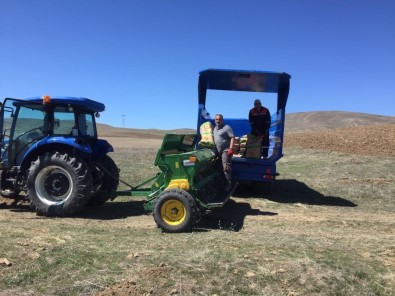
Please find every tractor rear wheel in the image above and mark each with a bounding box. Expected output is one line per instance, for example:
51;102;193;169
153;189;199;233
88;155;119;206
27;152;93;216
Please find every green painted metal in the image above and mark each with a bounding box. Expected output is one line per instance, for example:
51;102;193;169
112;133;231;213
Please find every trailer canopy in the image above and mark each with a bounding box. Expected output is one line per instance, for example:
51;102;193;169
198;69;291;111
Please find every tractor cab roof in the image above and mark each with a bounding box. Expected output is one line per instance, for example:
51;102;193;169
25;96;105;113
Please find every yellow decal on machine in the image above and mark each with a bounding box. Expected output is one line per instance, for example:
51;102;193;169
167;179;190;191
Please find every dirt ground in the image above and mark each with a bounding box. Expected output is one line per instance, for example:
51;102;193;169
96;124;395;296
1;123;393;207
284;124;395;157
0;123;394;296
105;123;395;157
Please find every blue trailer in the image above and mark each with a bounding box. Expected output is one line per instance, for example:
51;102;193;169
197;69;291;194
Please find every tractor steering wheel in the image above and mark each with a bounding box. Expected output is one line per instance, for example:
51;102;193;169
15;127;44;143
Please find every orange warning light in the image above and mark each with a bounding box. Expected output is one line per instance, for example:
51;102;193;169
42;95;51;104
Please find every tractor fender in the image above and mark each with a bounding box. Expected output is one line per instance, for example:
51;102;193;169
20;137;94;171
92;139;114;159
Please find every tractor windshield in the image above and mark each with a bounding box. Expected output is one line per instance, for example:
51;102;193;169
12;105;47;140
0;99;47;167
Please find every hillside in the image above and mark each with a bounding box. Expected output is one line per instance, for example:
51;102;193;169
284;124;395;157
97;123;192;138
284;111;395;133
97;111;395;137
282;111;395;157
98;112;395;157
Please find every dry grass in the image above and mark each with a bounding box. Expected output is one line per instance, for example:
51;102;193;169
2;112;395;295
0;140;394;295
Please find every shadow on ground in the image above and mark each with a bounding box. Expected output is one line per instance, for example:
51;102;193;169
0;196;31;211
195;199;277;232
76;200;148;220
234;179;357;207
1;178;356;224
0;197;149;220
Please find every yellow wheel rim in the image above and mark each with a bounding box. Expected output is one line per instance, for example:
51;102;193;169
161;199;186;226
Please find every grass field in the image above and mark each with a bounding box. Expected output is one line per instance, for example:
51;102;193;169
0;144;394;296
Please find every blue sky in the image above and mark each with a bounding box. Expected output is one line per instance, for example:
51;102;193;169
1;0;394;129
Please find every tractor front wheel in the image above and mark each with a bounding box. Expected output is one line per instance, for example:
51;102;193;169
153;189;199;233
27;152;93;216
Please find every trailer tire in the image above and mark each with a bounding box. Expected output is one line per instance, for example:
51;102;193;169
153;189;199;233
88;155;119;206
27;152;92;216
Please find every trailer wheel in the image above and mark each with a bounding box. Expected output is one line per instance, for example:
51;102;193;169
153;189;199;233
27;152;92;216
88;155;119;206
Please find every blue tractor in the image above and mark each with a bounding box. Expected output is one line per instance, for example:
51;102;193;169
197;69;291;194
0;96;119;216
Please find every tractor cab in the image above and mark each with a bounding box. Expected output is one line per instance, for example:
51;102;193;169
0;96;104;169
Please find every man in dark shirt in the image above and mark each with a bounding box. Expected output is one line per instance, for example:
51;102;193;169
248;99;271;158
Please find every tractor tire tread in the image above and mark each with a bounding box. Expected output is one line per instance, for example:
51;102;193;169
28;152;92;216
88;155;119;206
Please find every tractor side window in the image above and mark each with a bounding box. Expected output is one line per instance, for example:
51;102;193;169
53;107;75;135
77;113;95;137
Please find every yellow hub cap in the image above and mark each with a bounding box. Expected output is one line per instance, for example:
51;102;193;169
161;199;186;225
